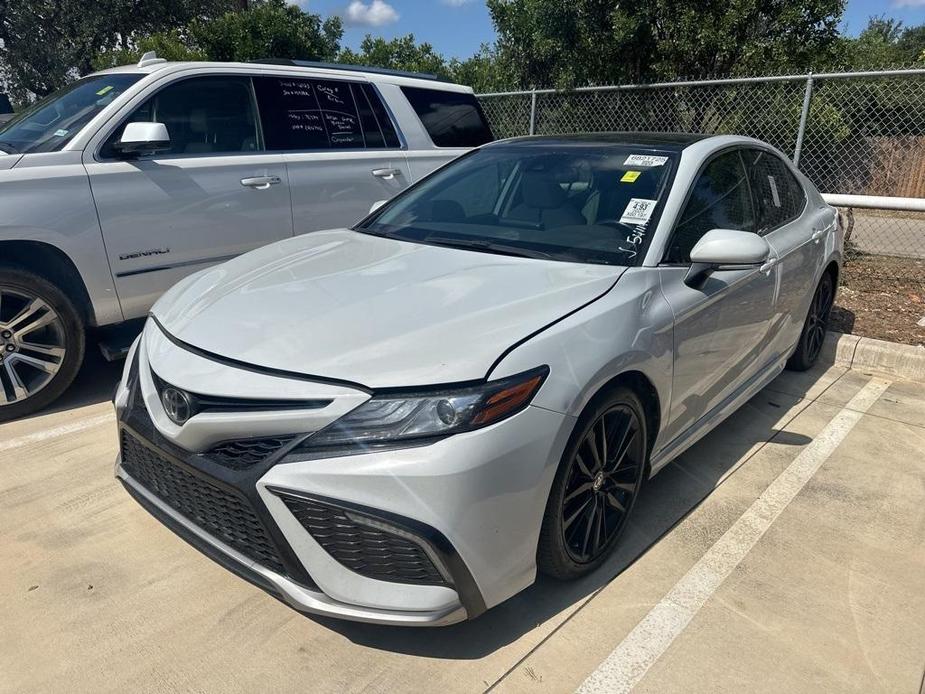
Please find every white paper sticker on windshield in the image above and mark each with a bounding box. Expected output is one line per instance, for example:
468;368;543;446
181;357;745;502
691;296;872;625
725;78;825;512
53;129;69;137
624;154;668;167
620;198;658;225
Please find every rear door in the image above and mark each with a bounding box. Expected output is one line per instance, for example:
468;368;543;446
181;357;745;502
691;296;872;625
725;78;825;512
253;76;410;234
658;149;779;446
85;75;293;319
744;148;834;357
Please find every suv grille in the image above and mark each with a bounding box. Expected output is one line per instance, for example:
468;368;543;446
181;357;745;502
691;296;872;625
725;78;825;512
280;495;446;585
208;437;294;470
121;431;287;575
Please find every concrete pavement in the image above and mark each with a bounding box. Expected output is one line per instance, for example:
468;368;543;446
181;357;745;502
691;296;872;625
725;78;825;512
1;353;923;693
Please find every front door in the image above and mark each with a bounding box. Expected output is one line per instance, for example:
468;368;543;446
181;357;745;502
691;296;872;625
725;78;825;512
658;149;779;447
85;75;293;319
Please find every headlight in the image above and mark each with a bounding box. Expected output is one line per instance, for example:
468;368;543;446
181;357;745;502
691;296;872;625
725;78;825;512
294;366;549;454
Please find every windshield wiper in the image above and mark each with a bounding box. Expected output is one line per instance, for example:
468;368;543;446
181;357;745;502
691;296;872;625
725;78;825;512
0;141;19;154
422;235;554;260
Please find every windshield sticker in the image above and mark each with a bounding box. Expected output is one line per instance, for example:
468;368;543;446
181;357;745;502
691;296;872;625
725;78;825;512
624;154;668;167
96;85;113;96
53;128;69;137
620;170;641;183
767;175;781;207
620;198;658;225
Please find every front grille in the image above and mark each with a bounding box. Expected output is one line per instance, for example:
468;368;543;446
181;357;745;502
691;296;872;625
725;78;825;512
280;495;446;585
121;431;287;575
208;437;294;470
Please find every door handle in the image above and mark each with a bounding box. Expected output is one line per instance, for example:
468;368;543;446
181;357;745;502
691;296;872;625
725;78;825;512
240;175;281;189
760;258;778;274
811;227;827;243
371;168;401;180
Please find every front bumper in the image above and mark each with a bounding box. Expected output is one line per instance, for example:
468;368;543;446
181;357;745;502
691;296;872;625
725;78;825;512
114;328;573;626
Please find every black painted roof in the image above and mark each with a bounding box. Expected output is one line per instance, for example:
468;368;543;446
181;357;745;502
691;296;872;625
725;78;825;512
488;132;712;150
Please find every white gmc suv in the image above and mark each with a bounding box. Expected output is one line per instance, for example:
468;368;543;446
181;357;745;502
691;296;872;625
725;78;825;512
0;53;493;420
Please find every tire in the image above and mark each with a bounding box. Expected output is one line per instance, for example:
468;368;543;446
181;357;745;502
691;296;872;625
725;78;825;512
537;386;648;580
786;271;834;372
0;266;85;422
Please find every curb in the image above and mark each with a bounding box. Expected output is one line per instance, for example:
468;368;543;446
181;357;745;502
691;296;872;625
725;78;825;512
823;332;925;383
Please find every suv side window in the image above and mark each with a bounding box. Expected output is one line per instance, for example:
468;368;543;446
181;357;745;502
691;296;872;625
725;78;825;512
253;76;400;151
101;76;260;158
666;150;755;263
400;86;494;148
744;148;806;233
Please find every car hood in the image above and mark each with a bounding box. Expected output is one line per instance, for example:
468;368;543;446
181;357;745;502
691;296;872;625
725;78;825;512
152;229;623;388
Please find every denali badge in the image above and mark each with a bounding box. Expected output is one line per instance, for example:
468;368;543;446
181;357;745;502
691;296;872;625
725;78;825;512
161;387;192;425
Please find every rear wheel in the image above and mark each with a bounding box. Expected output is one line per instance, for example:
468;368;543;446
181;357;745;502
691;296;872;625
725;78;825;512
0;267;85;422
787;272;834;372
537;386;648;580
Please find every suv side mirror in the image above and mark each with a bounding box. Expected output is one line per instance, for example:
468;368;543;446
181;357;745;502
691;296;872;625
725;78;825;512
685;228;771;287
113;122;171;157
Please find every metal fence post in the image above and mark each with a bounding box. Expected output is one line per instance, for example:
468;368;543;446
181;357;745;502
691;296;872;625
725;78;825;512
529;89;537;135
793;72;814;167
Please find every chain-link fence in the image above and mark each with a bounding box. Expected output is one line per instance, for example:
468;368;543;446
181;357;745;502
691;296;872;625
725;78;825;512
478;70;925;274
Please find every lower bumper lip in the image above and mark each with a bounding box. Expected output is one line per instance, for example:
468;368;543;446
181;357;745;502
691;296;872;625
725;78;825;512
116;459;467;627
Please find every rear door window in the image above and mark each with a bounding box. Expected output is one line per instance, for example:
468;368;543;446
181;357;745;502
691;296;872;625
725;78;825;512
744;149;807;233
401;86;494;148
254;77;400;151
666;150;755;263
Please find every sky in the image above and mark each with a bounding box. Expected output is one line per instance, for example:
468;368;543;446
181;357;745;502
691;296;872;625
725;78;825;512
302;0;925;61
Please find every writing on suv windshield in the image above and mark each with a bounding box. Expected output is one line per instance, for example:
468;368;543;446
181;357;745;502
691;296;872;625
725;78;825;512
0;74;142;154
358;146;677;266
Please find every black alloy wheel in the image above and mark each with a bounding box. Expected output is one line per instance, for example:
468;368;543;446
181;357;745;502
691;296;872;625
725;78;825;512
787;272;834;372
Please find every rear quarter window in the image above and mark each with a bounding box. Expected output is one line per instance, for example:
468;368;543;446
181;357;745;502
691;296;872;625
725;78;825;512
401;86;494;148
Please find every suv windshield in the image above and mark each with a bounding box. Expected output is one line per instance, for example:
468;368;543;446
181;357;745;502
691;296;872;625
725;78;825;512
357;145;677;266
0;74;142;154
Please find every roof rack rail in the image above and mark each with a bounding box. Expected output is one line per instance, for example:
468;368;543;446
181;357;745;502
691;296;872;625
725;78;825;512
248;59;448;82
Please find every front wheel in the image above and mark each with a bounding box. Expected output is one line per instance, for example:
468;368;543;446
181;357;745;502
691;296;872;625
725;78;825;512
0;266;85;422
537;386;648;580
787;272;834;372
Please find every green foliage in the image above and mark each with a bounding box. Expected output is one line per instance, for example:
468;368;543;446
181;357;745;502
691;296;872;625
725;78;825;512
0;0;232;101
339;34;450;78
92;31;206;71
842;16;925;69
487;0;846;89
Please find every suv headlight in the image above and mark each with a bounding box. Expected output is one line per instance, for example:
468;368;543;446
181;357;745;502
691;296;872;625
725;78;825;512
294;366;549;454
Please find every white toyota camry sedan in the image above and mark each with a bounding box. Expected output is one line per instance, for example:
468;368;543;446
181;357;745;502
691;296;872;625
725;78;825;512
114;133;842;626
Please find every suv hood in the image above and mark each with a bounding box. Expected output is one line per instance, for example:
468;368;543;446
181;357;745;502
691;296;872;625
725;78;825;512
152;229;623;388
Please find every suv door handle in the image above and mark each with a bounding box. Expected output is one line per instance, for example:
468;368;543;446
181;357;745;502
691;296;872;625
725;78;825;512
371;168;401;180
760;258;778;274
240;175;281;189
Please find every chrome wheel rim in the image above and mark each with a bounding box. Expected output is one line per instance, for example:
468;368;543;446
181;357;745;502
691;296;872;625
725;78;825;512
806;277;833;364
561;405;644;564
0;287;67;406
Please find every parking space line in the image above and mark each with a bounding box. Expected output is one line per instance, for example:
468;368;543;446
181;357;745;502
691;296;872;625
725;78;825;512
575;376;892;694
0;412;115;453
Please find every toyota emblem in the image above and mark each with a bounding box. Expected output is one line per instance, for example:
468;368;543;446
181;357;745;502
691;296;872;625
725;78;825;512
161;386;192;425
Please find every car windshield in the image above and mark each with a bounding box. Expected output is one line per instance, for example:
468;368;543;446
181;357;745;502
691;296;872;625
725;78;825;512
0;74;142;154
357;145;678;266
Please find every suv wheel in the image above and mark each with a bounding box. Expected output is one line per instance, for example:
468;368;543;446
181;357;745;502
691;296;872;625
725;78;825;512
537;386;648;580
0;266;85;422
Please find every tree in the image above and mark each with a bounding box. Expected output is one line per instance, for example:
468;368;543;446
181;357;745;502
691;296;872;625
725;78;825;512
842;17;925;68
0;0;231;102
487;0;846;89
92;0;342;70
338;34;451;78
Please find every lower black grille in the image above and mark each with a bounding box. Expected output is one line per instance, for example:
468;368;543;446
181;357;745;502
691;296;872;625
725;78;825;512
280;495;446;585
208;437;294;470
121;431;287;575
